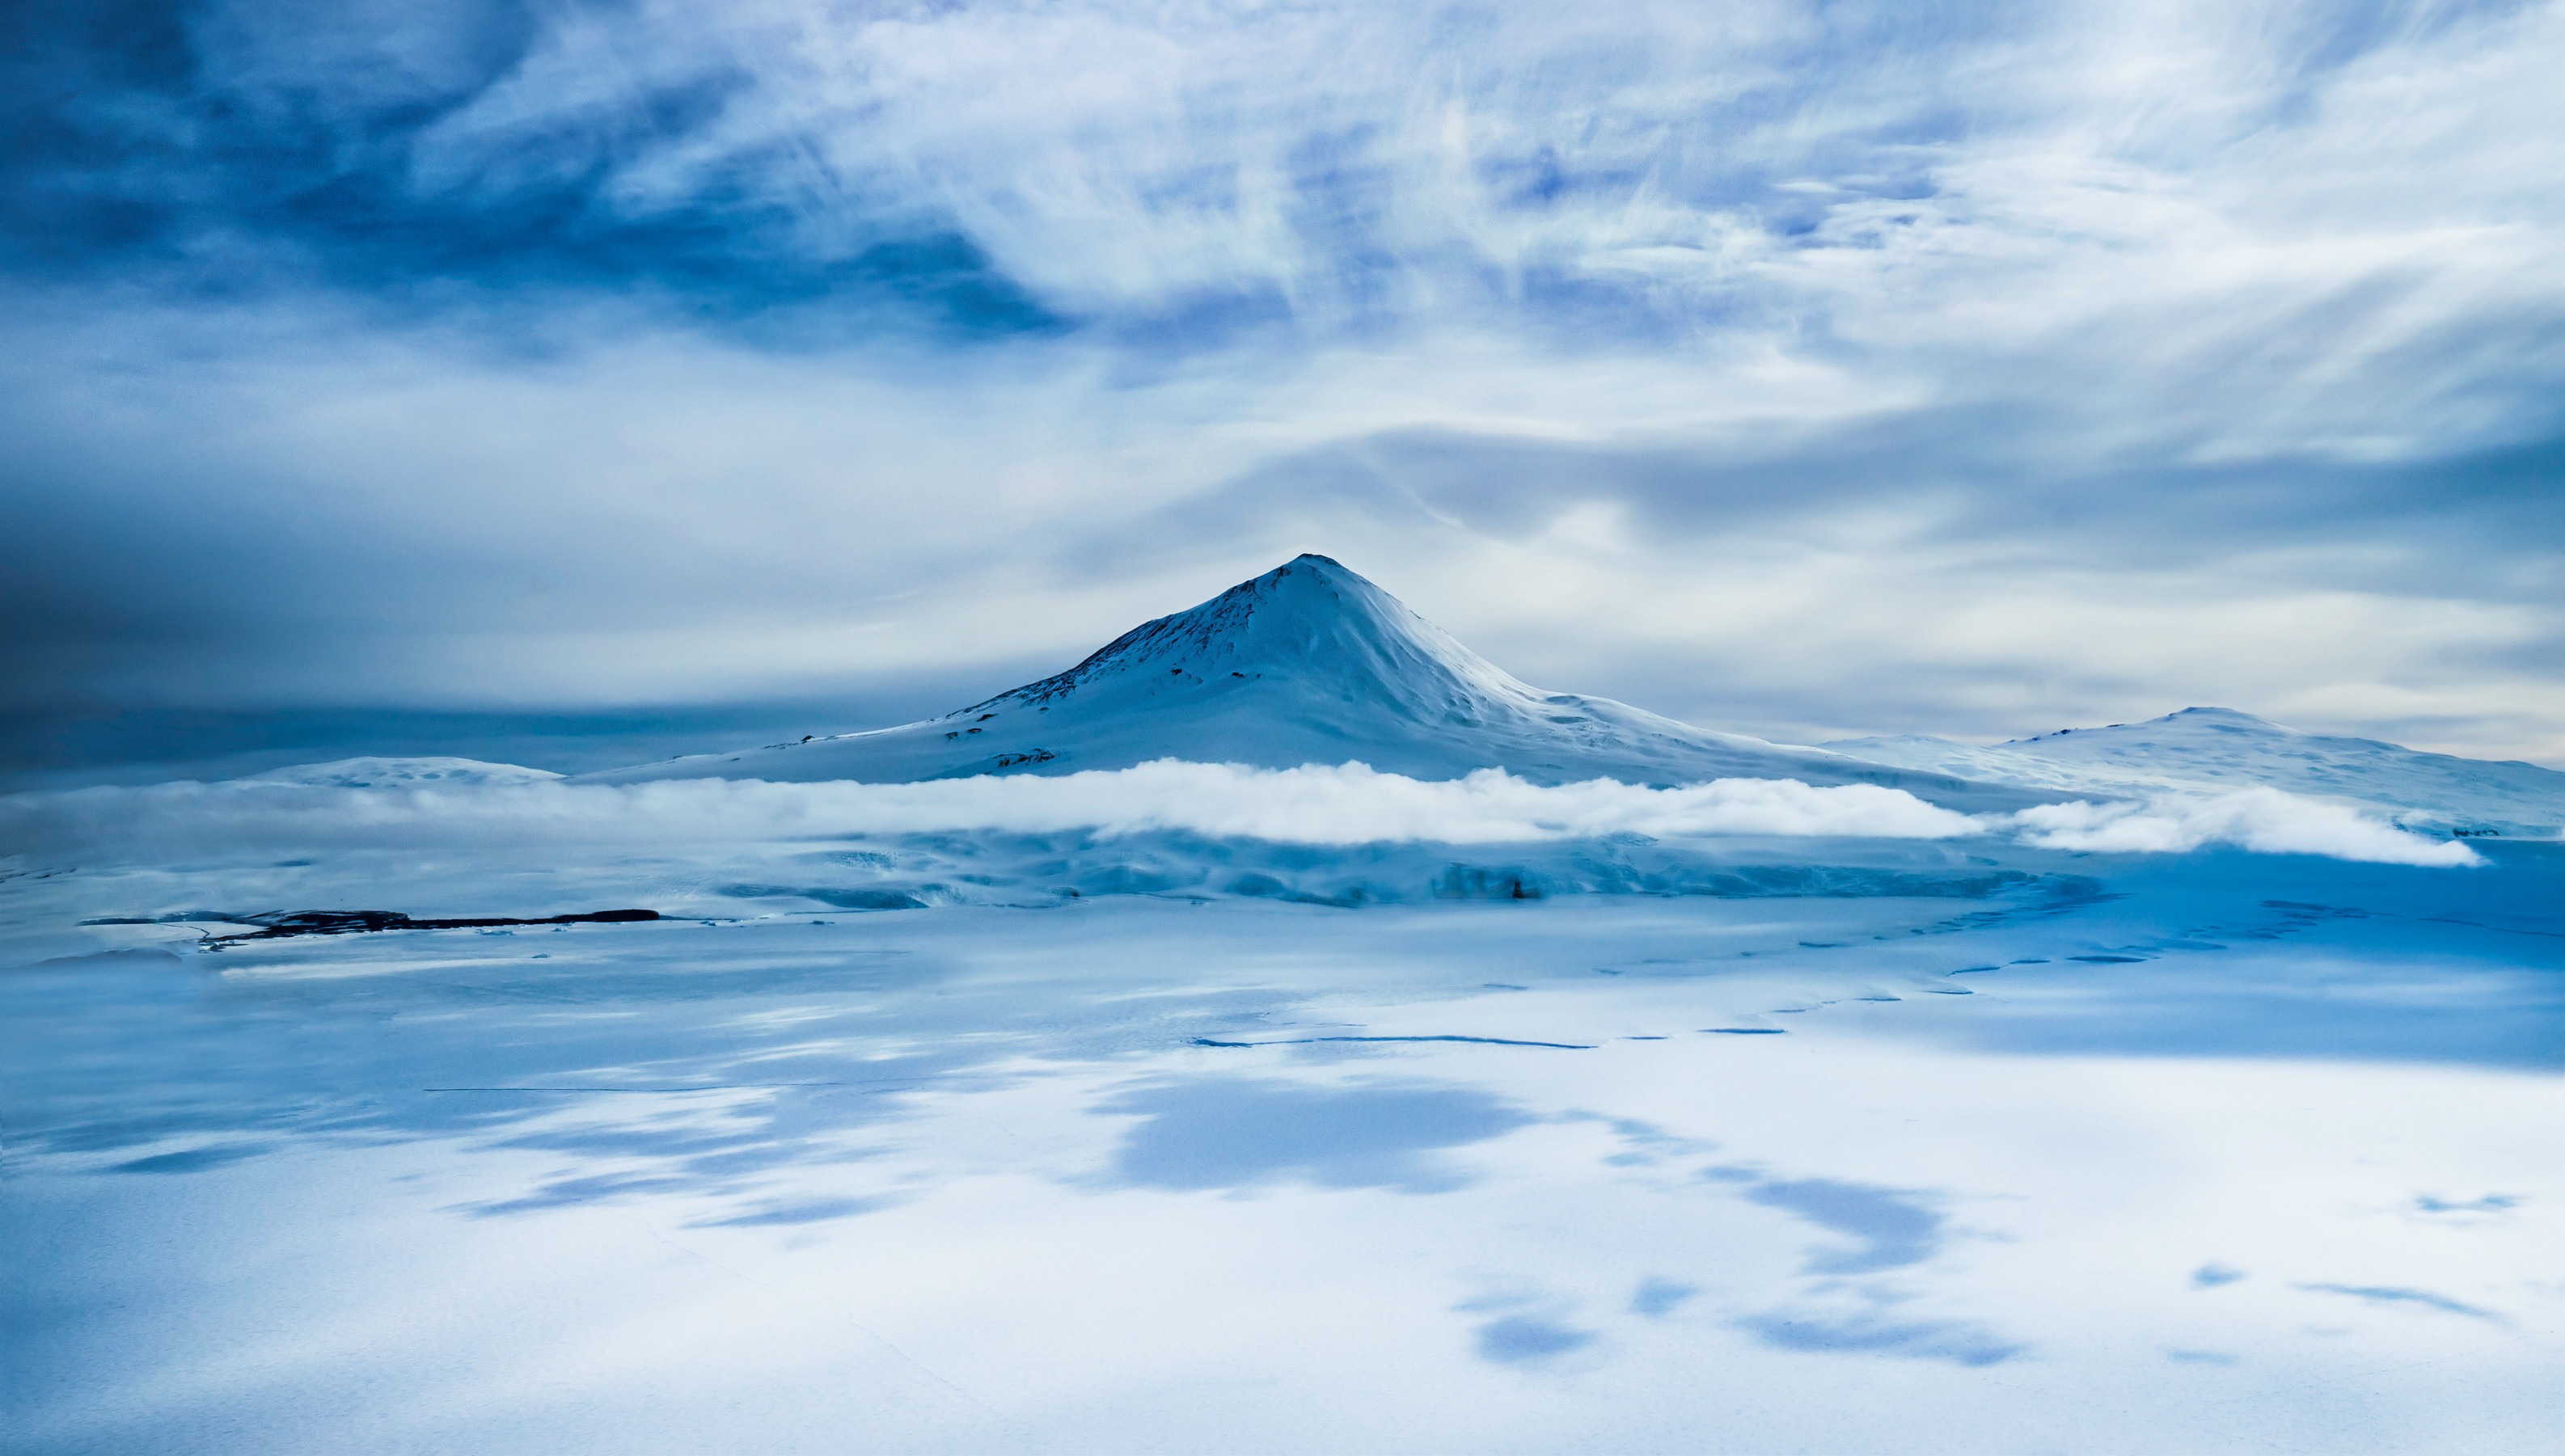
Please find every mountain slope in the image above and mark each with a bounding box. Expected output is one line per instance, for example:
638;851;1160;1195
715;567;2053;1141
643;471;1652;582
585;555;2030;807
1826;707;2563;833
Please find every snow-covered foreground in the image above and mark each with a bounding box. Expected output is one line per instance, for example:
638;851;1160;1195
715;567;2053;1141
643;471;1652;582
4;824;2559;1454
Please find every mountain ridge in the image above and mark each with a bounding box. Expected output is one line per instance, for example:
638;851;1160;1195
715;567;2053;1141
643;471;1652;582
1825;707;2564;833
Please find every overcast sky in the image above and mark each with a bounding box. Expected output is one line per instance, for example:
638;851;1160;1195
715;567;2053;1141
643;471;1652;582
6;0;2562;779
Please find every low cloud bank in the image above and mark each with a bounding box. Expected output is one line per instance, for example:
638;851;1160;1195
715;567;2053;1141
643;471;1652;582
0;760;2475;867
2012;788;2479;867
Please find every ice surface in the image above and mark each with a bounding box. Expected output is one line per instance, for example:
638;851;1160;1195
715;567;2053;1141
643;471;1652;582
583;556;2033;809
1827;707;2565;835
3;778;2558;1453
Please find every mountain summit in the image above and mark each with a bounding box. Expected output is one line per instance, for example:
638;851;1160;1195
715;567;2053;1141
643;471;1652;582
585;555;2017;804
975;554;1531;726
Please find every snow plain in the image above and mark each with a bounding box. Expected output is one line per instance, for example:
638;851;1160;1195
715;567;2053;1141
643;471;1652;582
5;786;2559;1454
4;559;2559;1454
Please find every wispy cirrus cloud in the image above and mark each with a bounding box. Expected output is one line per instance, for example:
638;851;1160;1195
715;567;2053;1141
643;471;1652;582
5;0;2563;769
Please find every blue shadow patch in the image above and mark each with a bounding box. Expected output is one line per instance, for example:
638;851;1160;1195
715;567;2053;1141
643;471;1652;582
2297;1283;2502;1320
1739;1310;2021;1366
105;1143;271;1174
459;1171;694;1217
1630;1277;1698;1317
2415;1193;2520;1213
1474;1315;1597;1365
690;1196;886;1228
1745;1179;1944;1272
1095;1078;1532;1194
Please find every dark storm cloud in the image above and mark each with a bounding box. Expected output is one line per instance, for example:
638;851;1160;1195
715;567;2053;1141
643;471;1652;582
22;0;2508;337
4;0;2563;771
0;0;1059;332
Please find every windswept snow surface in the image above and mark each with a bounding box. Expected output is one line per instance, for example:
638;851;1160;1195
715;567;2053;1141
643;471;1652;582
2;808;2558;1455
583;556;2029;810
1827;707;2565;835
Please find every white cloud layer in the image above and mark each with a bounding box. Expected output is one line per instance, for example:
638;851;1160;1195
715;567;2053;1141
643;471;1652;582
0;761;2476;867
2009;787;2481;866
7;1;2565;767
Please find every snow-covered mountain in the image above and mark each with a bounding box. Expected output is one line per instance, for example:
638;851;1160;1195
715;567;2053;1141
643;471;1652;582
247;757;565;789
585;555;2030;808
1826;707;2564;834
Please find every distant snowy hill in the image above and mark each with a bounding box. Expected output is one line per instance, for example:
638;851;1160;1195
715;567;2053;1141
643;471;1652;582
1826;707;2563;834
585;555;2030;808
247;757;564;789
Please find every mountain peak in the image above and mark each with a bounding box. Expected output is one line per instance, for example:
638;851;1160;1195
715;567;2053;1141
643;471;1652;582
961;555;1532;724
581;555;2032;805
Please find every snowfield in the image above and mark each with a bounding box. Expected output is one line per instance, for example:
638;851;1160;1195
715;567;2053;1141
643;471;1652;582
4;559;2558;1455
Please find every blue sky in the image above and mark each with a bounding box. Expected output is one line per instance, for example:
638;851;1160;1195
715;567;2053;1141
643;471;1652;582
4;0;2562;779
